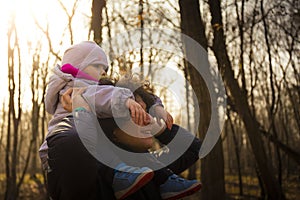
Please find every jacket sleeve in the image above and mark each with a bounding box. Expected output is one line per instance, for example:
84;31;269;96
152;94;164;107
82;85;134;119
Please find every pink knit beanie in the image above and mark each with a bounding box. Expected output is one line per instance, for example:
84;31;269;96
61;41;108;70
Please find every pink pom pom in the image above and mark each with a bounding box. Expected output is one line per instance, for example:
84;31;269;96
61;63;98;82
61;63;79;76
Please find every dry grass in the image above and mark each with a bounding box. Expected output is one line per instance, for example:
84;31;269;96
225;175;300;200
0;173;299;200
181;174;300;200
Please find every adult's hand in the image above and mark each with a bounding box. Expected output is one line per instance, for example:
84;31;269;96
61;88;73;112
61;87;89;112
72;87;89;111
126;98;150;126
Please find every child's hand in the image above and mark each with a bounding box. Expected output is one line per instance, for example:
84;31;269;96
152;106;173;130
126;98;150;126
165;112;174;130
149;116;167;136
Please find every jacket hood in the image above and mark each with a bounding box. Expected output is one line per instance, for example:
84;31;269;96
45;64;74;115
45;64;99;115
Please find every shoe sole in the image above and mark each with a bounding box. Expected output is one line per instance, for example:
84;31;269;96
162;182;202;200
116;170;154;200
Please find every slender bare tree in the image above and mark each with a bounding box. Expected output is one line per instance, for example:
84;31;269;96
207;0;285;198
5;13;23;200
179;0;226;199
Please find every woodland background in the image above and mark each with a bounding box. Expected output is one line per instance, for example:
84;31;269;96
0;0;299;199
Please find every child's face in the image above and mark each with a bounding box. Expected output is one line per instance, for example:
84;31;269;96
135;94;147;111
83;64;108;80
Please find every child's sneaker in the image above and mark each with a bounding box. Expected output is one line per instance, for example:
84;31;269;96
160;174;202;200
113;163;154;200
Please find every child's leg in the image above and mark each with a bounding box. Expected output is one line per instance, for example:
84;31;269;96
113;144;201;200
136;156;202;200
155;124;202;174
90;111;201;200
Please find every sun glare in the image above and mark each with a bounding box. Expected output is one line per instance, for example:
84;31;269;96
0;0;93;109
2;0;95;109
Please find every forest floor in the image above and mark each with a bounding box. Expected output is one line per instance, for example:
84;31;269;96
0;174;299;199
185;174;300;200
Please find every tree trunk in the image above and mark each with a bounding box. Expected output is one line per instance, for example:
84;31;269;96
207;0;285;198
5;17;22;200
228;112;243;196
91;0;106;45
179;0;226;199
260;0;283;187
